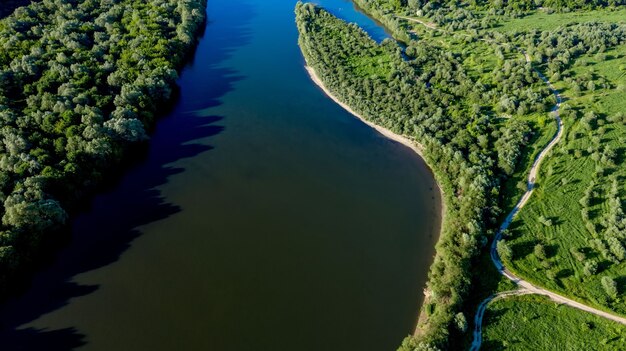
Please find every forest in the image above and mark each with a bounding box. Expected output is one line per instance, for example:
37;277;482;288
0;0;206;296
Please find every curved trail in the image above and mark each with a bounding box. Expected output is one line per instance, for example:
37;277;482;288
490;55;564;280
471;53;626;349
395;15;439;30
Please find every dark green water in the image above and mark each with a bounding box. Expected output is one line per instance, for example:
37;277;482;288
0;1;440;350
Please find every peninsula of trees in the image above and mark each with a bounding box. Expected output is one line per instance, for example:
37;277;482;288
296;2;550;348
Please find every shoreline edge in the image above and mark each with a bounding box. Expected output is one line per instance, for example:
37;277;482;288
305;64;446;335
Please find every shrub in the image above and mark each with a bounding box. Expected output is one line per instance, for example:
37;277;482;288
498;239;513;261
583;260;598;276
534;243;547;260
601;276;618;299
454;312;468;333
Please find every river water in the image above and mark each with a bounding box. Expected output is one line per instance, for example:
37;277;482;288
0;1;440;350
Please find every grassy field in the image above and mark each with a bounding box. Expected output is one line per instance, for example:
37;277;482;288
494;8;626;32
483;294;626;350
495;11;626;315
399;7;614;348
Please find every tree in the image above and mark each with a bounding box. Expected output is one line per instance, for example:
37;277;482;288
607;237;626;262
587;80;596;91
570;247;585;262
2;178;67;234
538;216;553;226
104;117;148;142
454;312;468;333
398;337;441;351
583;260;598;276
601;276;618;299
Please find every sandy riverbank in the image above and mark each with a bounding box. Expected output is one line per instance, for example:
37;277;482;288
305;66;427;158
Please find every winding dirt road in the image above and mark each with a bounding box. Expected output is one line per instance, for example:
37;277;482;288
490;56;564;278
471;54;626;350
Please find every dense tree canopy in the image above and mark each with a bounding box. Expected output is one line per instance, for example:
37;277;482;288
0;0;206;293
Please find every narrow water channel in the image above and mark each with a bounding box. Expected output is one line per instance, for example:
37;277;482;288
0;1;440;350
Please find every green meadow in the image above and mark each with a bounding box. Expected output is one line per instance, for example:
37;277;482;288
483;294;626;350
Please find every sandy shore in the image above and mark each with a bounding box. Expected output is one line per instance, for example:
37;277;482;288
305;66;427;158
305;65;445;336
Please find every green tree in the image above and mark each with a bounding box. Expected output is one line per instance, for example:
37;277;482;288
601;276;618;299
454;312;468;333
497;239;513;261
534;243;547;260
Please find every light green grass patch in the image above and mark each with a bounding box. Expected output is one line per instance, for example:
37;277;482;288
495;8;626;33
483;294;626;350
504;42;626;315
346;51;394;79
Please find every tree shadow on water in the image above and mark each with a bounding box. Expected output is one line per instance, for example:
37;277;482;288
0;1;254;350
0;0;30;18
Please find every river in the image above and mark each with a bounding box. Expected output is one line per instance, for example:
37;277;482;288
0;1;440;350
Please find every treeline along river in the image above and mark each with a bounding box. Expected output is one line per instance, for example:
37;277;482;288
0;0;441;350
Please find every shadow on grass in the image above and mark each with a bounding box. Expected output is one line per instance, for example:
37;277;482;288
482;339;507;350
484;306;509;326
556;268;573;280
545;244;559;258
613;147;626;166
597;260;613;274
511;239;540;260
614;276;626;295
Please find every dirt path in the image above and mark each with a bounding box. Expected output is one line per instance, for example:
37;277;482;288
490;54;564;277
472;53;626;349
395;15;439;31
